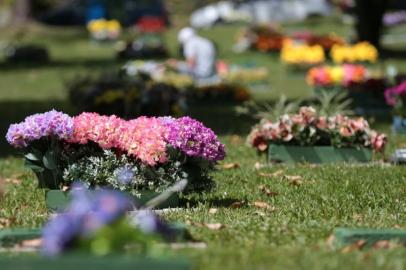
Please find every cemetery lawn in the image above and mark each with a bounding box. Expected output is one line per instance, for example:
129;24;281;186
0;19;406;269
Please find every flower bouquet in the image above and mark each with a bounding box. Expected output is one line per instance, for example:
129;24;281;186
233;25;285;53
6;111;225;209
67;72;186;118
247;106;386;163
384;81;406;133
330;42;378;64
123;61;252;103
281;39;325;70
87;19;122;42
307;65;390;113
303;34;345;52
306;64;367;88
291;31;345;52
116;34;169;60
0;185;191;269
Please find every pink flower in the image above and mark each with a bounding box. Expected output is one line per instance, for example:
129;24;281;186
119;117;168;166
349;117;369;133
339;125;355;137
343;64;366;87
316;116;328;129
299;107;316;124
291;114;305;126
370;132;387;152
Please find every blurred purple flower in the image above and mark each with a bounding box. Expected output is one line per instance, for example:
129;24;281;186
132;210;170;235
42;184;133;256
90;189;133;225
41;213;82;256
116;167;134;186
383;11;406;26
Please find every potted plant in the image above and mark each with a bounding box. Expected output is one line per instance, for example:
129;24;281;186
6;111;225;210
247;106;387;163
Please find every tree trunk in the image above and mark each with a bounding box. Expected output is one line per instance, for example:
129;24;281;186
354;0;388;50
12;0;31;25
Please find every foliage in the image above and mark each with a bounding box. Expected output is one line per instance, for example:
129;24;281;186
312;90;354;117
63;149;214;196
236;95;300;122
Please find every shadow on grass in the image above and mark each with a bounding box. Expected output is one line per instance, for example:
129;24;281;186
381;48;406;59
180;197;246;208
0;58;124;71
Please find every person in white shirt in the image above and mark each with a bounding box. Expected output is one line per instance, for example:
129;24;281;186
168;27;217;80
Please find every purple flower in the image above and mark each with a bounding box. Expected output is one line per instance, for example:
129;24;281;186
6;110;73;148
162;117;225;162
116;167;134;186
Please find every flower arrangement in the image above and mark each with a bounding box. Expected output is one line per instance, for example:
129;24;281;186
247;106;387;153
217;63;269;85
383;11;406;27
87;19;122;41
6;111;225;194
116;34;168;60
195;84;251;103
281;39;325;66
42;183;181;256
384;81;406;117
67;72;186;118
306;64;367;87
302;34;345;52
123;61;252;103
330;42;378;64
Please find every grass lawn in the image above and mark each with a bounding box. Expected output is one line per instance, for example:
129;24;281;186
0;17;406;269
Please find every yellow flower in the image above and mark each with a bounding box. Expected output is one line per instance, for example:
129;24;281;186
281;40;325;65
106;20;121;32
329;66;344;83
330;42;378;63
87;19;107;33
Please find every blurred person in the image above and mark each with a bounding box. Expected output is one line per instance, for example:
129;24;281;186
168;27;217;81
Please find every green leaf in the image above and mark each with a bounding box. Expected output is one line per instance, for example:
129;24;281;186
43;150;57;170
24;160;45;173
24;148;43;161
24;153;40;161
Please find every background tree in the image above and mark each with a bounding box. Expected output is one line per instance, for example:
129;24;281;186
354;0;388;50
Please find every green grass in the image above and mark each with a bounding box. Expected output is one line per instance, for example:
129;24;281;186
0;18;406;270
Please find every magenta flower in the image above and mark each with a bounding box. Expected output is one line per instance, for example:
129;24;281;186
385;81;406;107
163;117;225;162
